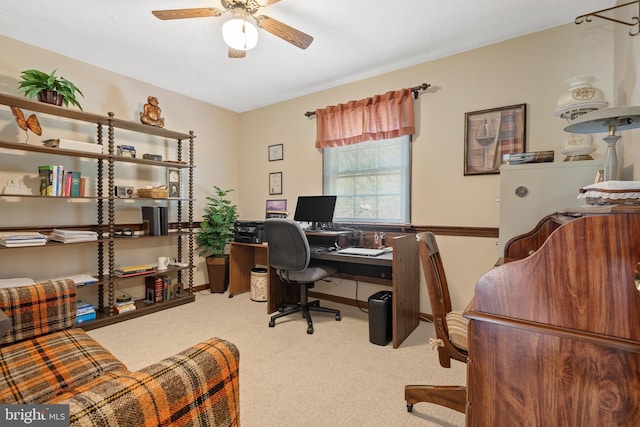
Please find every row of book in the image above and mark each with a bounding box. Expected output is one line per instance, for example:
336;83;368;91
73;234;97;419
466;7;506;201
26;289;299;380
76;300;96;324
76;297;137;322
141;206;169;236
38;165;87;197
145;276;183;303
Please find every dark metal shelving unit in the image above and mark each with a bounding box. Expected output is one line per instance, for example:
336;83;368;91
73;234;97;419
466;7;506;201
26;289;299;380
0;92;196;328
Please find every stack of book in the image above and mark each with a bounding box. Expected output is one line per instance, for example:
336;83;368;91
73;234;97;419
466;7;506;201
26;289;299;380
49;273;98;286
115;300;136;314
114;264;155;278
76;300;96;324
0;232;47;247
48;229;98;243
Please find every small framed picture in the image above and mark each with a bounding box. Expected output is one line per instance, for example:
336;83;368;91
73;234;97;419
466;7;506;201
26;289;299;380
167;168;181;198
464;104;526;176
268;144;284;161
269;172;282;195
266;199;287;218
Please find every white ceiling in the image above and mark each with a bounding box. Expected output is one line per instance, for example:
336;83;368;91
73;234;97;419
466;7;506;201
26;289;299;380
0;0;616;113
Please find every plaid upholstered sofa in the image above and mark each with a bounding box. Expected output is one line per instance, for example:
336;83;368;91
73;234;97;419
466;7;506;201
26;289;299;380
0;279;240;426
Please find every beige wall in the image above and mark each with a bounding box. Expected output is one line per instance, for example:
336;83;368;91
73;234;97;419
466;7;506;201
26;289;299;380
1;16;637;314
0;36;241;302
239;22;618;311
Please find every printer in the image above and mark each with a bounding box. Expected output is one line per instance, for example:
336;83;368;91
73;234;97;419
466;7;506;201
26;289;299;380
234;220;265;244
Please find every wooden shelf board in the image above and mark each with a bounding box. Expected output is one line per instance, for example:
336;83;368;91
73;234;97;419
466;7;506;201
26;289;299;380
77;294;196;331
0;92;194;140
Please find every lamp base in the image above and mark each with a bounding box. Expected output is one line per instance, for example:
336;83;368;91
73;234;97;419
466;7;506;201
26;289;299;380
602;134;621;181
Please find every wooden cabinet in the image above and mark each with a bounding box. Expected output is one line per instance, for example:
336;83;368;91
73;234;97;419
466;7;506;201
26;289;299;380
465;208;640;426
0;93;195;328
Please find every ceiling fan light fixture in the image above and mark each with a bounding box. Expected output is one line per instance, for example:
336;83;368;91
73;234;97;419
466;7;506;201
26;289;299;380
222;13;258;51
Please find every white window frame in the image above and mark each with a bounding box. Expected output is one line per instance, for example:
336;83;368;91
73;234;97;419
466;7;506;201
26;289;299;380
323;135;411;225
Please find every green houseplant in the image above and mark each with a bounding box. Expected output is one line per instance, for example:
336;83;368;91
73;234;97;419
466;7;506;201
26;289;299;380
18;69;84;110
196;186;238;293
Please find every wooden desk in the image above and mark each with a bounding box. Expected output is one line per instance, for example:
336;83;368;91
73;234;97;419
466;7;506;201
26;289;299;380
228;242;296;313
464;209;640;425
228;234;419;348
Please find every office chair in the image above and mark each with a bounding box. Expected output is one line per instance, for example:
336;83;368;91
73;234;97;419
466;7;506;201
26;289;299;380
263;218;341;334
405;231;469;414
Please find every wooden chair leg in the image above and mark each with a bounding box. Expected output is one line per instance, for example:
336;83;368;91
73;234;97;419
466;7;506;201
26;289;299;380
404;385;467;414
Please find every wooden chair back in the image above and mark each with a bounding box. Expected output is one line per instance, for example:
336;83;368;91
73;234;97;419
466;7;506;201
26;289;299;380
417;232;468;368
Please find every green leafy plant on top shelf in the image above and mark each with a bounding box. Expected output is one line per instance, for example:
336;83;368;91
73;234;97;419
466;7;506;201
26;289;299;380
196;186;238;258
18;69;84;110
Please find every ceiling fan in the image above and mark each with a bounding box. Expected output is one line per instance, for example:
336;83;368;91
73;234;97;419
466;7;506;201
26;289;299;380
152;0;313;58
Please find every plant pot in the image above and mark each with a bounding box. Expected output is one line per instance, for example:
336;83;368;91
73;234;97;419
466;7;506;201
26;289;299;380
206;255;229;293
37;90;64;106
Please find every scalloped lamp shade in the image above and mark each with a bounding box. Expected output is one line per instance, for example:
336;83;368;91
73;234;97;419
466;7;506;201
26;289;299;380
222;18;258;51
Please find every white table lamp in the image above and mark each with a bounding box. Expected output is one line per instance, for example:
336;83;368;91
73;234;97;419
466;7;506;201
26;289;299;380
564;106;640;180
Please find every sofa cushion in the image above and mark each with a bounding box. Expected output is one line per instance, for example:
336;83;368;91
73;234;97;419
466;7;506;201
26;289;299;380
446;310;469;351
0;328;127;404
51;338;240;427
0;279;76;345
0;310;10;339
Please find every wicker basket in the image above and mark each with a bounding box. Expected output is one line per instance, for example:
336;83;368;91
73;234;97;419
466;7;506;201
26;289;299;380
137;188;169;199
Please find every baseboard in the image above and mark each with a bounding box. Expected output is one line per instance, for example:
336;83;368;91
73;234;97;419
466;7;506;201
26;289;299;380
193;283;210;293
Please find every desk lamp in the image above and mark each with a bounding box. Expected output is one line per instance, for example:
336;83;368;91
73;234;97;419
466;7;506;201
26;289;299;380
564;106;640;180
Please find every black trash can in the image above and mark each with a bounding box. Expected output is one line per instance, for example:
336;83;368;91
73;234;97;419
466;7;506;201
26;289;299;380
368;291;392;346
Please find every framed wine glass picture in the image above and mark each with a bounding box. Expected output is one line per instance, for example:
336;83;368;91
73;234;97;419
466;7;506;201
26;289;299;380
464;104;526;175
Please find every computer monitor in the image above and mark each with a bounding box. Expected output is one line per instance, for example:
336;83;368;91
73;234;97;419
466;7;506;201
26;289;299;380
294;195;337;230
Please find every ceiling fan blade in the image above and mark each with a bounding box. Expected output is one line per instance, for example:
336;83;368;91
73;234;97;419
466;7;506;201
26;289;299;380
255;15;313;49
229;48;246;58
260;0;282;6
152;8;224;20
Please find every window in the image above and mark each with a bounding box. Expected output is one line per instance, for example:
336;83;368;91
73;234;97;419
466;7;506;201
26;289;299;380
323;135;411;224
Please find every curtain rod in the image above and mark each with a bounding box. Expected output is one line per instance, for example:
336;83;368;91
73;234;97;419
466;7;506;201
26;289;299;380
304;83;431;118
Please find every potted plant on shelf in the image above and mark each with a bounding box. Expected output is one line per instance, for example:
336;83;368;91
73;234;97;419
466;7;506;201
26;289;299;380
18;69;84;110
196;186;238;293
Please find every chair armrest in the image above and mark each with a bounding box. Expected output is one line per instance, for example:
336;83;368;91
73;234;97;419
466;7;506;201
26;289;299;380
62;338;240;427
0;279;76;345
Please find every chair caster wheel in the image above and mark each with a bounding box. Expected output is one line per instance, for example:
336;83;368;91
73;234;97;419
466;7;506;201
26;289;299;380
268;320;275;328
336;314;341;321
307;326;314;334
407;403;413;412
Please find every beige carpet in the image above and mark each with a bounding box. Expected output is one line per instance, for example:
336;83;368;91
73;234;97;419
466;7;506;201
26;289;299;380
88;290;466;427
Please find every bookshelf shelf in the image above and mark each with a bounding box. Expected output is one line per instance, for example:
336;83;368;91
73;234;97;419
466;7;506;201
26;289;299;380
78;294;196;331
0;93;195;327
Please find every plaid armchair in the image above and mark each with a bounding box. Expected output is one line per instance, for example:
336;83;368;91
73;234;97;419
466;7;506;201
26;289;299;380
0;280;240;426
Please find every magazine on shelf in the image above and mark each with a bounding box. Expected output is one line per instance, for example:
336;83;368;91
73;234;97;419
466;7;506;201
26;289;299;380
0;232;47;247
49;229;98;243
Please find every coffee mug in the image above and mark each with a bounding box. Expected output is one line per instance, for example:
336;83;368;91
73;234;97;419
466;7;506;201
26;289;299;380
157;256;170;271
